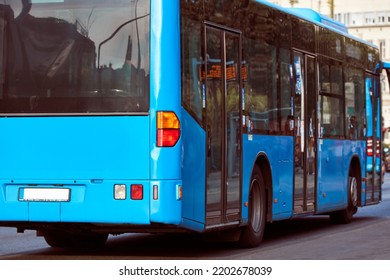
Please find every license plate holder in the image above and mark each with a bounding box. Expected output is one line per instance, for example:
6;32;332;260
19;188;70;202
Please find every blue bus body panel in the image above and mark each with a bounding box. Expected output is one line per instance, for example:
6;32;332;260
0;0;184;227
242;134;294;221
181;109;206;230
0;116;154;224
149;0;181;181
317;139;346;212
149;179;182;225
147;0;183;225
316;139;366;212
2;180;152;224
356;141;367;206
383;61;390;69
0;116;150;180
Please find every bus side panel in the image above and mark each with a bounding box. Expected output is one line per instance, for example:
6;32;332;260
148;0;183;225
242;134;294;222
345;140;366;206
317;139;346;212
275;136;294;220
181;109;206;230
149;0;181;181
361;140;367;206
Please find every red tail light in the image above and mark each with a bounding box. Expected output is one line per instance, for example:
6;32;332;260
367;137;381;157
367;137;373;156
376;140;381;157
157;111;180;147
131;184;143;200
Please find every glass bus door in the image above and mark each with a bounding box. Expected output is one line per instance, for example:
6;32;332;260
293;52;317;214
365;74;381;204
204;25;242;227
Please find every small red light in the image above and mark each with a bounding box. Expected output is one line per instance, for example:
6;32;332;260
157;129;180;147
131;184;143;200
367;137;373;156
376;140;381;157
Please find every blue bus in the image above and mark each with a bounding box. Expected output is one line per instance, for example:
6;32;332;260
0;0;388;248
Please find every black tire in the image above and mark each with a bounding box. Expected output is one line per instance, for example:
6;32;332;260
239;166;267;247
43;230;108;249
329;173;358;224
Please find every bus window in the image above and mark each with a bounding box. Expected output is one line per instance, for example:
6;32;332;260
0;5;12;99
320;95;344;138
181;8;203;121
243;41;277;135
0;0;150;114
344;67;365;140
280;48;293;135
319;60;345;138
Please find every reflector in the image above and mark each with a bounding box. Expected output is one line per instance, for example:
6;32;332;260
153;185;158;200
177;185;182;200
131;184;143;200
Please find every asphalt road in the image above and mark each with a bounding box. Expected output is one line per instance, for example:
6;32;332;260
1;177;390;260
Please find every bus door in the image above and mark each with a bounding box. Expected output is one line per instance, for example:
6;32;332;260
204;24;242;227
365;74;381;204
293;52;317;214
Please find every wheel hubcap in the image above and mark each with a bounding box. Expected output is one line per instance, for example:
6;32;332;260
250;180;262;233
350;176;358;207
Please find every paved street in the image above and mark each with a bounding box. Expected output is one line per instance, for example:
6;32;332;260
0;176;390;259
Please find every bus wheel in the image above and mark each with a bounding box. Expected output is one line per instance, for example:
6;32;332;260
330;173;358;224
239;166;266;247
43;230;108;249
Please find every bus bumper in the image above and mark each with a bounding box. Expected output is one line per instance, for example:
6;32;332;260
0;179;182;226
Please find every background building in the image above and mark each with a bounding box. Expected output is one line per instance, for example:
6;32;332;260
271;0;390;143
271;0;331;14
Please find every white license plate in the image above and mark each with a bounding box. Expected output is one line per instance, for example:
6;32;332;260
19;188;70;202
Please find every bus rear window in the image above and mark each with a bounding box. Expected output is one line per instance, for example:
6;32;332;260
0;0;150;114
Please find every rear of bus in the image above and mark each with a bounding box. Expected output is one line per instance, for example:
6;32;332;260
0;0;182;246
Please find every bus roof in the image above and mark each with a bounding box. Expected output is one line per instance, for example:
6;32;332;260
255;0;378;50
288;8;348;34
383;61;390;69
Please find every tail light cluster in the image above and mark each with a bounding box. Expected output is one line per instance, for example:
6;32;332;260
114;184;143;200
367;138;373;156
157;111;180;147
114;184;182;200
113;112;180;201
367;137;380;157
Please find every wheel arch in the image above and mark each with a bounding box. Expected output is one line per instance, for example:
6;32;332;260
253;153;273;222
349;155;363;206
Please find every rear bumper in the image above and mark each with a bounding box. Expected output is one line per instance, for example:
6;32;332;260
0;179;182;227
